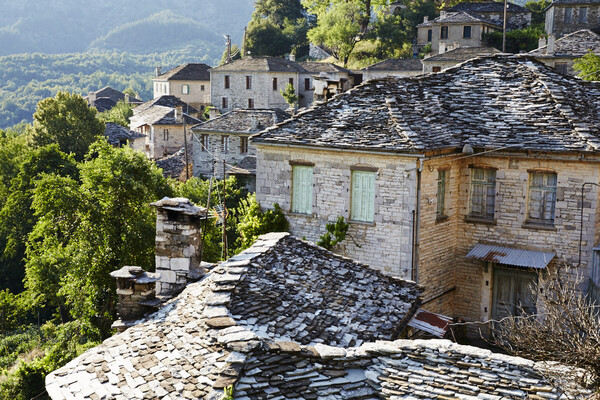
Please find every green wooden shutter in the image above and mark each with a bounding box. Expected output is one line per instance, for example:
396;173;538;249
292;166;313;214
351;171;375;222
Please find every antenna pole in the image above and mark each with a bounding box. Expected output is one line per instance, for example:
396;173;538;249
502;0;508;52
222;160;228;260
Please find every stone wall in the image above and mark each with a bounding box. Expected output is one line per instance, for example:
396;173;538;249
146;123;192;159
418;23;491;55
255;144;418;279
193;132;255;178
547;4;600;37
168;80;211;111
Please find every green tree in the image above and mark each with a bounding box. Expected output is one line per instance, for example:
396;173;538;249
220;44;242;65
280;82;300;109
97;100;135;127
307;2;362;66
31;92;105;161
235;194;288;251
574;51;600;80
525;0;550;27
483;25;545;53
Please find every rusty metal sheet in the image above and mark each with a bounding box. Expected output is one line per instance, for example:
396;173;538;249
407;309;453;338
466;243;554;269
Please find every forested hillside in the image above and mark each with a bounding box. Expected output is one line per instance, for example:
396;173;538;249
0;49;213;129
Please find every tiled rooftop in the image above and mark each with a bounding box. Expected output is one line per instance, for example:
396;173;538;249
210;57;306;73
418;11;502;27
134;96;198;116
529;29;600;57
103;122;144;146
46;232;589;399
191;109;290;135
423;46;500;62
130;106;201;128
252;55;600;154
447;1;529;13
363;58;423;72
155;63;211;81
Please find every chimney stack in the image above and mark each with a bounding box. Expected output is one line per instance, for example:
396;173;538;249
150;197;208;299
88;92;97;105
546;34;556;54
174;105;184;123
538;36;547;49
424;15;429;22
155;66;162;77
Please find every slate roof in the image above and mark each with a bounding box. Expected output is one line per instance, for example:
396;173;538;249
130;106;201;128
191;109;290;135
46;232;428;399
134;96;198;116
363;58;423;72
447;1;529;13
529;29;600;57
154;63;211;81
85;86;143;112
298;61;351;74
422;46;501;62
103;122;145;146
155;148;190;179
550;0;600;4
209;57;307;73
252;55;600;154
226;155;256;176
418;11;502;27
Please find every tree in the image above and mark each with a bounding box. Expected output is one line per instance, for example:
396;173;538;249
280;82;300;109
31;92;105;161
307;2;362;66
483;25;545;53
235;194;288;251
574;51;600;81
220;44;242;66
525;0;550;27
97;100;135;127
491;265;600;390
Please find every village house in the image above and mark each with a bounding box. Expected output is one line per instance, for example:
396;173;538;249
422;46;500;73
134;94;199;118
102;122;145;151
129;105;201;159
529;29;600;75
45;206;590;399
545;0;600;37
417;1;530;55
152;63;211;112
209;57;356;113
190;108;289;187
85;86;142;112
252;54;600;330
361;58;423;81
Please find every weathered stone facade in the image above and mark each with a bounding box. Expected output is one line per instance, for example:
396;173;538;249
109;266;160;331
256;145;418;279
152;63;211;111
546;1;600;37
151;197;207;298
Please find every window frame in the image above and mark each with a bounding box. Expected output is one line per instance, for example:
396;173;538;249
350;169;376;223
224;75;230;89
240;137;248;154
201;134;209;152
437;168;448;219
221;135;229;153
579;6;588;23
201;84;205;91
222;97;228;109
440;26;448;39
291;164;314;215
463;25;472;39
468;167;496;220
182;84;190;95
163;129;169;141
564;7;573;23
555;62;568;74
248;98;254;109
289;77;294;86
272;77;278;91
427;29;433;42
526;171;557;225
304;77;311;91
246;75;252;90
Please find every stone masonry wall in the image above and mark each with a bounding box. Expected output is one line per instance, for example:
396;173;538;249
193;132;255;178
155;208;204;297
256;145;418;279
549;4;600;37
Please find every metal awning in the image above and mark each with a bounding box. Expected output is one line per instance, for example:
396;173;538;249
466;244;555;269
407;309;453;338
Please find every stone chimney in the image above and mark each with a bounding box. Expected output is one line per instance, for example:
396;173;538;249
124;93;130;103
155;66;162;77
538;36;547;49
150;197;208;299
110;266;160;332
174;105;184;123
289;54;296;62
440;11;447;18
423;15;429;23
88;92;97;105
546;34;555;54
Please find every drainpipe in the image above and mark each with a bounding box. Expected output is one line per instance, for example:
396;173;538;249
411;158;424;282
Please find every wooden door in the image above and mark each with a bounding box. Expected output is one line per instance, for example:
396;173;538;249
492;266;537;321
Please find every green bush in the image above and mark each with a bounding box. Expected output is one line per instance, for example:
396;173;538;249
316;217;349;250
236;194;288;251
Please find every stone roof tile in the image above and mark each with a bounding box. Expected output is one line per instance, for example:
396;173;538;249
423;46;500;62
191;108;290;135
134;95;199;115
252;55;600;154
448;1;529;13
155;63;211;81
529;29;600;57
363;58;423;72
210;57;306;73
418;11;502;27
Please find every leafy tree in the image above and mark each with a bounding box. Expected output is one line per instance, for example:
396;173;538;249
316;217;349;250
220;44;242;65
369;13;409;58
246;19;296;57
483;25;545;53
307;2;362;66
525;0;550;27
97;100;135;127
574;51;600;80
280;82;300;109
31;91;105;161
236;194;288;251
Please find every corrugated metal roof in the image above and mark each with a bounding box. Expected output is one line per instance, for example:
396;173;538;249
407;309;453;338
466;244;555;269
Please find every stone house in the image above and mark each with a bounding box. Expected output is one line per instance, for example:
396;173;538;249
152;63;211;112
298;61;356;107
129;105;201;159
134;95;199;118
545;0;600;37
209;57;355;113
422;46;500;73
46;227;589;399
190;108;289;182
529;29;600;75
417;2;530;55
102;122;145;151
85;86;142;112
361;58;423;81
252;54;600;329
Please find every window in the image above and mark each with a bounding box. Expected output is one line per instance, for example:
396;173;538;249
221;135;230;153
201;85;205;91
463;25;472;39
555;62;568;74
182;84;189;95
427;29;432;42
469;168;496;219
222;97;228;109
304;78;311;91
246;75;252;89
292;165;313;214
240;137;248;154
224;75;230;89
440;26;448;39
564;7;572;23
437;169;447;217
201;134;209;152
248;98;254;108
351;170;375;223
579;7;588;23
592;247;600;286
527;172;557;224
432;66;442;72
163;129;169;141
289;77;294;86
272;77;278;90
